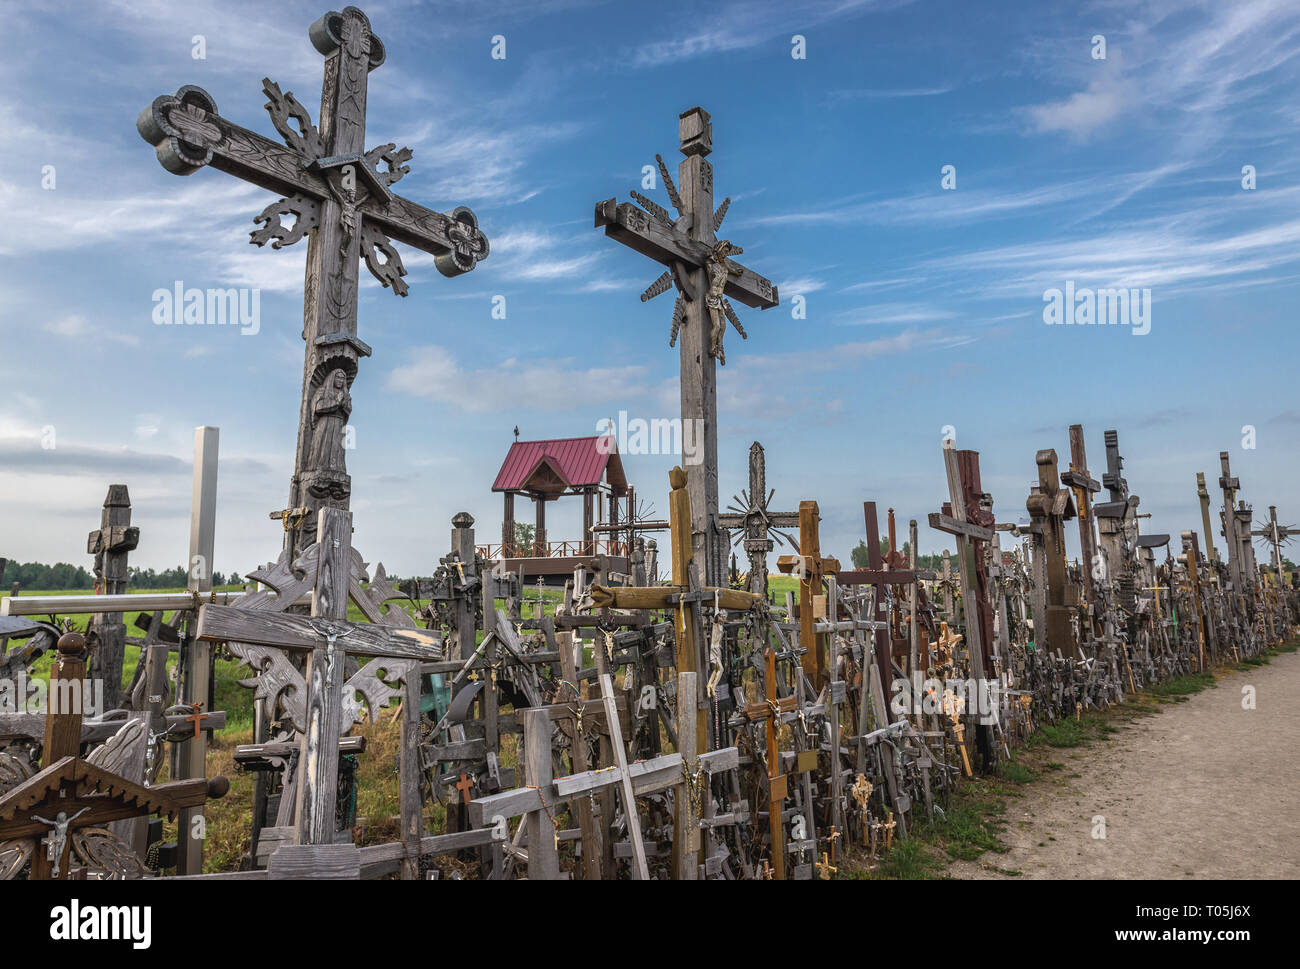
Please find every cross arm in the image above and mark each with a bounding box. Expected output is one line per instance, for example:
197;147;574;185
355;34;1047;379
1061;469;1101;493
594;199;778;309
363;199;489;277
194;604;442;661
927;513;994;542
138;86;328;200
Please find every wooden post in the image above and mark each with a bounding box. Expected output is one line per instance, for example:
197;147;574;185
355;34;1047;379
178;425;218;875
672;670;700;880
33;632;87;879
502;492;514;556
535;494;547;553
521;706;559;880
399;666;421;879
295;507;350;845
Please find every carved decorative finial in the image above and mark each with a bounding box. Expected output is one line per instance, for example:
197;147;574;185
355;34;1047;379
56;632;86;658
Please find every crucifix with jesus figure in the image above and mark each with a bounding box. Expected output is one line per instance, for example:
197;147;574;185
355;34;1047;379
595;108;780;587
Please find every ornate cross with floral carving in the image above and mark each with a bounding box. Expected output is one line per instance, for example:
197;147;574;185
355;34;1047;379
139;6;489;551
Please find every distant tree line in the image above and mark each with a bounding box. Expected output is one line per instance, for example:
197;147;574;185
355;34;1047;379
0;559;243;591
848;540;948;572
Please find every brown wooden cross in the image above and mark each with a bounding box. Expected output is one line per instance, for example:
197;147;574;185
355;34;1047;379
139;6;488;554
1026;449;1080;660
737;648;797;880
594;107;779;587
776;501;841;688
0;634;227;880
837;501;916;691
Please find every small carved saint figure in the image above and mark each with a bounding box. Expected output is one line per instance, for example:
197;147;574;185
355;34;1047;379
704;240;744;365
309;369;353;478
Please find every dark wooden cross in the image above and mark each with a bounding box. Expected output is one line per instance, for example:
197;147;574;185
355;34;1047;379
718;442;798;596
1218;451;1258;591
1095;430;1140;622
86;484;139;710
1060;424;1102;607
595;107;780;587
139;6;488;557
776;501;841;688
1025;449;1080;660
836;501;916;692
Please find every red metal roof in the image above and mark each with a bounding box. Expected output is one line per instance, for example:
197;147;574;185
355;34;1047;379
491;436;627;494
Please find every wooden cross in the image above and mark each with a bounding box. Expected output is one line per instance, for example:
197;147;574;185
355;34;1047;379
184;701;212;742
0;634;227;880
776;501;841;687
1026;449;1080;661
1196;472;1221;563
1251;505;1296;580
1060;424;1102;607
927;442;995;683
85;484;138;710
738;648;798;880
836;501;915;692
718;442;798;596
1095;430;1141;622
139;6;488;555
595;107;780;587
195;509;438;847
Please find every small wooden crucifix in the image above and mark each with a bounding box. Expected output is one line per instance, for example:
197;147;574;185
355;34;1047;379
594;107;780;587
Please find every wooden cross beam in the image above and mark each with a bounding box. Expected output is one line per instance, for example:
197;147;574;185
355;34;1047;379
594;107;779;587
776;501;841;687
138;7;488;555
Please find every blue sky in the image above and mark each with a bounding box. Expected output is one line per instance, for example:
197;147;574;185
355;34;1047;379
2;0;1298;577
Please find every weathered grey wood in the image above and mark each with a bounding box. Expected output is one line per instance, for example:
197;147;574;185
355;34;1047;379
86;485;137;711
399;664;421;879
522;706;559;880
674;670;699;880
266;842;361;880
557;622;602;881
195;606;441;660
178;425;218;876
599;673;649;880
296;508;350;846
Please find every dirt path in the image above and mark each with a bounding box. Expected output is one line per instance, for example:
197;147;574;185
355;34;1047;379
949;650;1300;879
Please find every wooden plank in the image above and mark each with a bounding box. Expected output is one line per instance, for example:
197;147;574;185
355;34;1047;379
266;843;360;880
195;605;442;660
522;706;560;880
600;672;649;879
927;512;994;543
674;670;699;880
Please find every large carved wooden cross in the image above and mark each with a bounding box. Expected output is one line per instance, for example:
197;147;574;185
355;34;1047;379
1252;505;1297;580
595;108;780;587
139;6;489;555
718;442;798;596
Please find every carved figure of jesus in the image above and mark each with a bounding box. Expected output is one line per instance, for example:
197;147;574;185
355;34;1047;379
704;240;743;365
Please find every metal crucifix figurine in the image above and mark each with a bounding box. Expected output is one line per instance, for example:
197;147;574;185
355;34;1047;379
139;6;489;556
595;107;780;586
